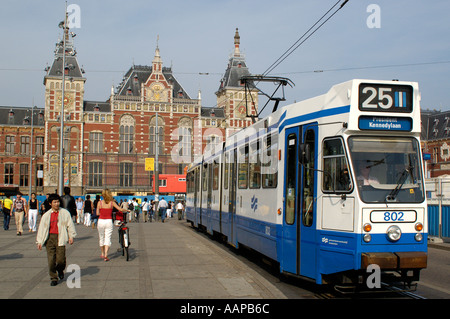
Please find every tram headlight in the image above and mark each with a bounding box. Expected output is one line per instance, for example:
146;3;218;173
363;233;372;243
415;233;423;242
386;225;402;242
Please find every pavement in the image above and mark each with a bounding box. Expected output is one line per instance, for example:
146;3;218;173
0;214;288;299
1;214;449;300
428;237;450;251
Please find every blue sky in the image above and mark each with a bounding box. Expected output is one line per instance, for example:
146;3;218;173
0;0;449;115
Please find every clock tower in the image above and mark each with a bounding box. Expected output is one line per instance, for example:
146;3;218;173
143;40;173;103
43;22;86;194
216;28;258;136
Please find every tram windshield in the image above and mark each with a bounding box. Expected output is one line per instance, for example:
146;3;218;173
348;136;424;203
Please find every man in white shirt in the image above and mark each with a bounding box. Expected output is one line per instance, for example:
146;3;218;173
157;198;168;223
176;201;184;220
141;198;149;222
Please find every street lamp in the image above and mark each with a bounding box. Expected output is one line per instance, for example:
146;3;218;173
57;9;68;195
28;105;36;198
57;4;76;195
155;111;160;204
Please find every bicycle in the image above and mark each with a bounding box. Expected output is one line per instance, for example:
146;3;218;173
115;211;131;261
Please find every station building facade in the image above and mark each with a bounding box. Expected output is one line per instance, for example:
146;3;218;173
0;27;258;197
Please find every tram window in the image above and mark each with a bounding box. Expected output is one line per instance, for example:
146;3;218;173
262;133;278;188
186;171;192;193
302;130;315;227
322;137;352;192
238;144;249;189
261;134;278;188
213;161;219;190
285;134;297;225
202;164;208;191
348;136;424;203
249;141;261;189
224;153;229;190
195;167;200;193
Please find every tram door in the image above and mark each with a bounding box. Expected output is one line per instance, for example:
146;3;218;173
282;125;317;278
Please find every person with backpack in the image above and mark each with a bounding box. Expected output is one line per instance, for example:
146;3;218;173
60;187;77;223
12;194;28;236
127;199;134;222
91;195;101;229
83;195;94;227
142;198;149;222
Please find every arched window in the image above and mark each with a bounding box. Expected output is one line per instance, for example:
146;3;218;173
177;117;193;162
149;115;164;156
119;115;135;154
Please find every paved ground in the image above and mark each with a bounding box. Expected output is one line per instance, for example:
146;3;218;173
0;215;287;299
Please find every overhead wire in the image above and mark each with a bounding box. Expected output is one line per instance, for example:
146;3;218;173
2;60;449;77
262;0;349;77
198;0;350;114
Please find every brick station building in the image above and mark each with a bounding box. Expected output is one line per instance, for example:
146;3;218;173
0;26;258;197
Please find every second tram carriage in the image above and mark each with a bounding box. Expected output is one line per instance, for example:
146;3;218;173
185;79;427;286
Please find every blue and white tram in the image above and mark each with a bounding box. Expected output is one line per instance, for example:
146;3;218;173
186;79;427;286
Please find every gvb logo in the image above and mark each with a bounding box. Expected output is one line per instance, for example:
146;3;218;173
67;4;81;29
66;264;81;288
250;195;258;212
366;264;381;289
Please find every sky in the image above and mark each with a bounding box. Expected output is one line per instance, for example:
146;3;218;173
0;0;449;117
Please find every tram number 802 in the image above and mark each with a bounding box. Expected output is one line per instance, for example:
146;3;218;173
370;210;416;223
384;211;404;222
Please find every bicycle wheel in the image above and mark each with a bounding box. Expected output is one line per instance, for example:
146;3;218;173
123;230;129;261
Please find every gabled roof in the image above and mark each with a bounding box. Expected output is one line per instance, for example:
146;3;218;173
216;28;252;95
421;109;450;141
44;36;85;82
115;65;191;100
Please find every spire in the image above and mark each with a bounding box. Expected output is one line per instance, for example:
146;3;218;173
216;28;249;94
234;28;241;57
44;13;84;82
152;35;163;73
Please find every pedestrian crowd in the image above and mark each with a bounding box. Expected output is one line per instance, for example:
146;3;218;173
0;187;185;287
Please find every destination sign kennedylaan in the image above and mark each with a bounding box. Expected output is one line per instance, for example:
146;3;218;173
358;116;412;131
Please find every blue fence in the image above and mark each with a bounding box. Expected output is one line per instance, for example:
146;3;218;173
428;204;450;238
15;194;177;209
